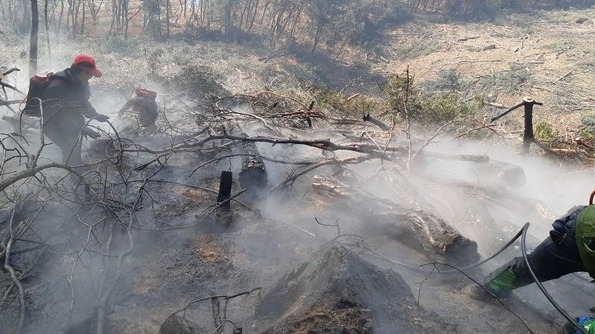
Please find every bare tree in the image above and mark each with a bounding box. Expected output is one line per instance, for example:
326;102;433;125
307;0;347;53
44;0;52;59
30;0;40;77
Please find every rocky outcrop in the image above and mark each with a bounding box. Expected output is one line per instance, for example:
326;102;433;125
253;243;453;334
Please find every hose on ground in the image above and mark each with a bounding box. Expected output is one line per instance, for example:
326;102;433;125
368;221;587;332
457;224;524;272
521;222;588;334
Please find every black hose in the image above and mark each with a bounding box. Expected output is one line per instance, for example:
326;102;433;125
373;221;589;333
458;225;524;272
520;222;589;334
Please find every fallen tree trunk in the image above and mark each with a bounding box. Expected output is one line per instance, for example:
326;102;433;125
411;156;526;191
310;176;479;265
395;209;474;257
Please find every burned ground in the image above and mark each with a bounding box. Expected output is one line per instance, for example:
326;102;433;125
2;97;594;334
3;6;595;334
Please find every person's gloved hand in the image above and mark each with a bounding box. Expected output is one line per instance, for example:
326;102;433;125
94;114;110;122
576;316;595;334
81;126;100;139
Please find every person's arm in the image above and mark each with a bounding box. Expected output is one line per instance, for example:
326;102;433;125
118;98;134;116
81;100;99;118
81;86;109;122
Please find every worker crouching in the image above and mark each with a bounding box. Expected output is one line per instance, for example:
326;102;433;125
464;204;595;334
118;87;158;131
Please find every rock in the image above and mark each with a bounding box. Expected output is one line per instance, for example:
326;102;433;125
253;243;453;334
160;314;205;334
63;316;97;334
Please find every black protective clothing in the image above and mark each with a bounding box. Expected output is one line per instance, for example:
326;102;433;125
484;206;587;293
41;69;101;165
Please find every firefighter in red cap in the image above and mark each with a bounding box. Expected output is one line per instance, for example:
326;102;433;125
118;87;158;130
41;54;109;166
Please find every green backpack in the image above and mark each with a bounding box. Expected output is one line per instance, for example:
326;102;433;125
575;205;595;279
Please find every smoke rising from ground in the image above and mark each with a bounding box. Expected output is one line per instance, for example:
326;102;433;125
2;33;595;333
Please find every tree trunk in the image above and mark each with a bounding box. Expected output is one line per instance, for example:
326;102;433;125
30;0;39;77
165;0;170;38
44;0;52;59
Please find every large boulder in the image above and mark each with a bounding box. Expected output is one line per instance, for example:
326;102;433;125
253;243;452;334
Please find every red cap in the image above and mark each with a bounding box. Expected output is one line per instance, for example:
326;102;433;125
73;54;102;77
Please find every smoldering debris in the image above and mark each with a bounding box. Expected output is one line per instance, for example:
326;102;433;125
0;89;587;334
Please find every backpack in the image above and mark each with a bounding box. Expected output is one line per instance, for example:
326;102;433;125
21;72;55;117
134;87;157;101
574;205;595;279
132;88;158;127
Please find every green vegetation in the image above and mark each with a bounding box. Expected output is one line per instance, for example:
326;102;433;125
305;83;382;119
393;39;440;60
383;71;422;118
423;68;465;92
380;70;480;127
170;65;230;99
418;92;476;125
476;63;532;95
535;121;558;142
579;113;595;140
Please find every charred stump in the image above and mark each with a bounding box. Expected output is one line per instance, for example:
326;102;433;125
216;171;233;226
226;121;268;200
362;113;390;131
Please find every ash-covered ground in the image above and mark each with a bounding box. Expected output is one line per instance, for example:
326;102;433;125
2;98;595;334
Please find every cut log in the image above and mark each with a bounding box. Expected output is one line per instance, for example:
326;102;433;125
310;176;479;265
412;156;525;191
396;209;476;257
238;133;268;192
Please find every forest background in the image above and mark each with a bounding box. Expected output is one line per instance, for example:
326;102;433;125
3;0;595;163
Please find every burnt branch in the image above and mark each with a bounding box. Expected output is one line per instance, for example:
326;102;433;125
0;163;82;192
2;204;26;334
267;155;378;195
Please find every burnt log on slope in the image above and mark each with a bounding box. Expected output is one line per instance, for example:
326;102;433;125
310;176;479;265
395;209;475;257
411;154;526;191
